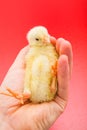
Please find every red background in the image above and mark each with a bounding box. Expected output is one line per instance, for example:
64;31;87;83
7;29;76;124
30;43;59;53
0;0;87;130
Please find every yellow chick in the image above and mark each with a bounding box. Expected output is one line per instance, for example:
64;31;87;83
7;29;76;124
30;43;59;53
24;26;58;103
0;26;58;104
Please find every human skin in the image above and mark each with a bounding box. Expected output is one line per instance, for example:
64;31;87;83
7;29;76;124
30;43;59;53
0;37;73;130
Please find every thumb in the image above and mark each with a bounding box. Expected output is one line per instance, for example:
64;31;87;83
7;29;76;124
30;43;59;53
9;46;29;71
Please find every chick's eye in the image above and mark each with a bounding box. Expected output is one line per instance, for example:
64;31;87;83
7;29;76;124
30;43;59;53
35;38;39;41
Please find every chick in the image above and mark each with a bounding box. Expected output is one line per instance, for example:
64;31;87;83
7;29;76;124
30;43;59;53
0;26;58;104
24;26;58;103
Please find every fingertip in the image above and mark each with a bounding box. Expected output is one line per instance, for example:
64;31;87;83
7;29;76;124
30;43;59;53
57;38;72;55
57;55;69;78
56;38;66;52
18;45;29;56
9;45;30;70
50;36;56;46
57;38;65;43
58;54;68;65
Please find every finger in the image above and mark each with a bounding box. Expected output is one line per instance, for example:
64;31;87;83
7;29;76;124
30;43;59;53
50;36;56;46
56;38;73;78
57;55;69;101
9;45;29;70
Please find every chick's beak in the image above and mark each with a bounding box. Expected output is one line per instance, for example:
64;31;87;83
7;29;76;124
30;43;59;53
42;37;50;44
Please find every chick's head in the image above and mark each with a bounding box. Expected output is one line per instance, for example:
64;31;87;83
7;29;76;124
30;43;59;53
27;26;50;46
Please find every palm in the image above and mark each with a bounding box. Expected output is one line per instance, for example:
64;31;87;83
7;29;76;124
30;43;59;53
0;38;73;130
0;63;64;130
9;101;62;130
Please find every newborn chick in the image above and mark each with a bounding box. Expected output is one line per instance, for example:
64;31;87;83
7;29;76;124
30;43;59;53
24;26;58;103
0;26;58;104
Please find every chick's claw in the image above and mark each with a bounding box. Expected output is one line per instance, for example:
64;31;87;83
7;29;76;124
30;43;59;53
50;77;57;93
51;61;57;76
50;61;57;93
0;87;31;104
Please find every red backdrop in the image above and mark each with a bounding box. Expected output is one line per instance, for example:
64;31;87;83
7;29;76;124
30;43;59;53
0;0;87;130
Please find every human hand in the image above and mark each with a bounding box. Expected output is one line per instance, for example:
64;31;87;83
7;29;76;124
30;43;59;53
0;37;73;130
